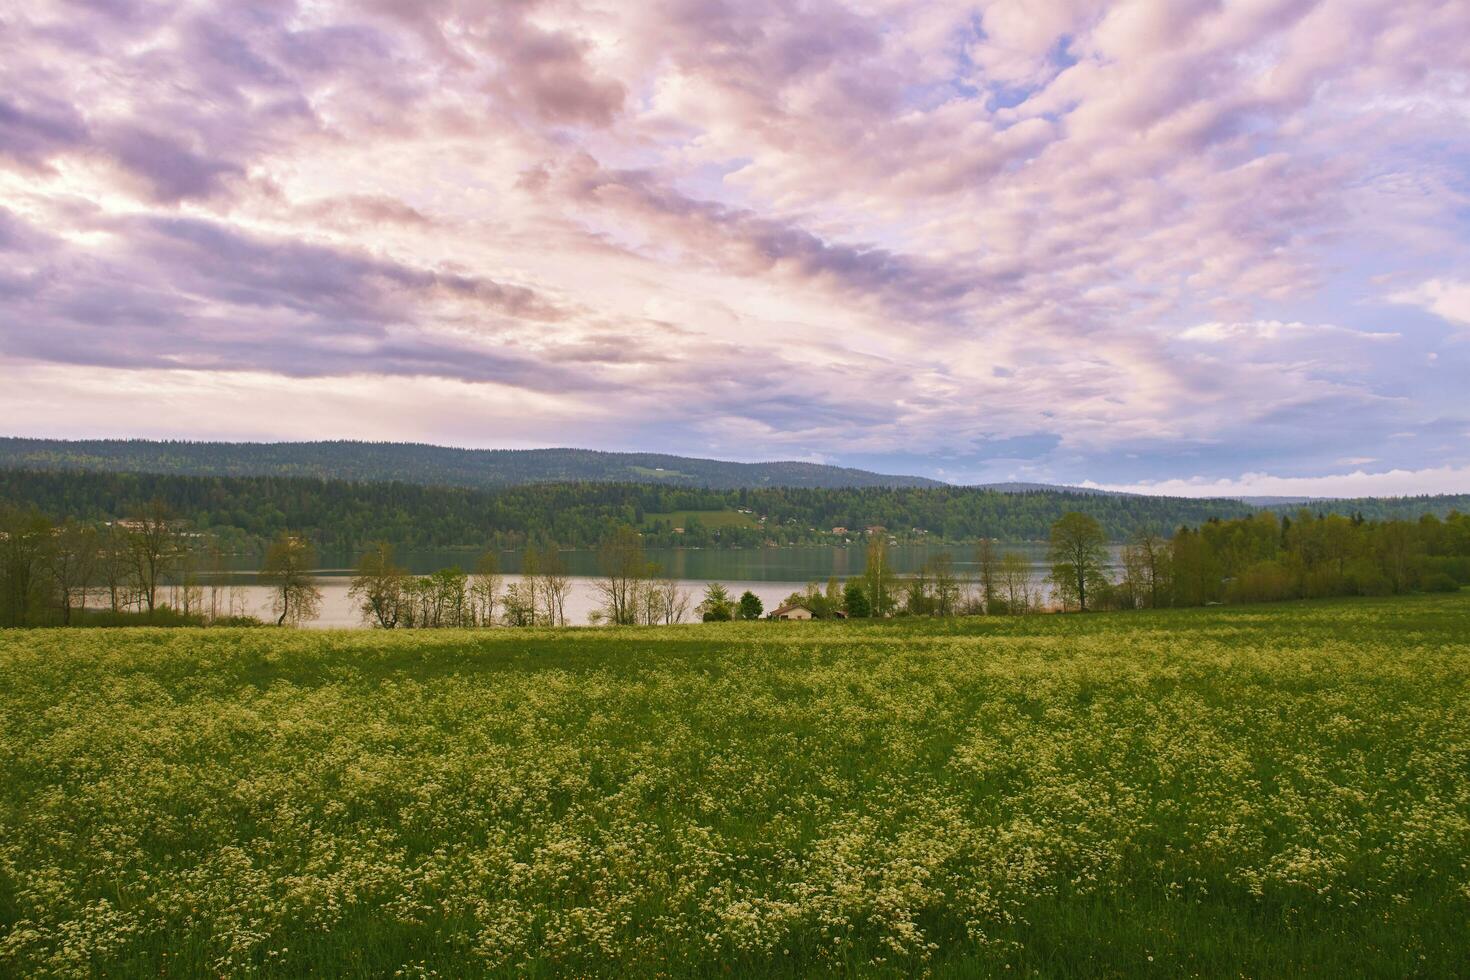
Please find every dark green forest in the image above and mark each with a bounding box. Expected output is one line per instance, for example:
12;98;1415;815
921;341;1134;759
0;468;1255;551
2;467;1467;554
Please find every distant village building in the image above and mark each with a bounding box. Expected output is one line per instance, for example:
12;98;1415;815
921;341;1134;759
865;525;886;535
831;526;848;535
769;603;814;621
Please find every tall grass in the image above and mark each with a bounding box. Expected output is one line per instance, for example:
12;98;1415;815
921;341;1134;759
2;595;1468;977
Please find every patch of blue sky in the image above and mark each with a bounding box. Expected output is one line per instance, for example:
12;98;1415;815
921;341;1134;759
675;157;756;205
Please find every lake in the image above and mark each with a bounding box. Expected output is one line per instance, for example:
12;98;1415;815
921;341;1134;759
178;543;1119;628
209;542;1070;580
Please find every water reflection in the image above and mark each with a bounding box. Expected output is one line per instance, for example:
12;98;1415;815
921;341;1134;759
212;542;1078;582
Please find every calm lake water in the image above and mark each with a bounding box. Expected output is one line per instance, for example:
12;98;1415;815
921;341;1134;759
212;542;1068;580
184;543;1120;628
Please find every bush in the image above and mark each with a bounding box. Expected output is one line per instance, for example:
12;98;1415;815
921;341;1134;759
1422;556;1470;585
1345;557;1392;597
1420;572;1460;593
74;606;209;628
1227;561;1295;604
211;615;267;627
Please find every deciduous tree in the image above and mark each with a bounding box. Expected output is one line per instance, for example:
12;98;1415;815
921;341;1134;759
537;546;571;627
700;582;734;621
45;521;97;626
998;551;1032;614
862;537;897;617
0;506;52;626
470;549;502;626
595;525;648;625
976;538;998;613
349;542;407;628
127;499;177;615
261;533;322;627
1048;512;1108;612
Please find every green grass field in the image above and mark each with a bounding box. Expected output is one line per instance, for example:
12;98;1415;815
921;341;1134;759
3;595;1469;977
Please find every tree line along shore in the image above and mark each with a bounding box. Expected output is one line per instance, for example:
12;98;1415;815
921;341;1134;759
4;467;1469;554
2;498;1466;628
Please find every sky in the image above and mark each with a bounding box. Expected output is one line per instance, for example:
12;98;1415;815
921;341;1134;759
2;0;1469;496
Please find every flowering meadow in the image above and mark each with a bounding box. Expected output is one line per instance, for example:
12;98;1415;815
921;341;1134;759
2;595;1468;977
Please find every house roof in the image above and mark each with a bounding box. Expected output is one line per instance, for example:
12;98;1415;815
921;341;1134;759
770;602;810;616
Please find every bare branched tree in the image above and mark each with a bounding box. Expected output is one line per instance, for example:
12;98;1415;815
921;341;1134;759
595;525;648;626
128;499;178;615
470;549;502;627
658;572;691;624
537;545;571;627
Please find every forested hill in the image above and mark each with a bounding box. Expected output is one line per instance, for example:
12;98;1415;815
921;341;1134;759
3;445;1464;553
0;439;944;490
1259;494;1470;522
0;469;1261;552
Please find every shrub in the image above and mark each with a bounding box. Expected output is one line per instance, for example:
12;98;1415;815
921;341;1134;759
1227;560;1295;603
211;614;267;627
1420;572;1460;593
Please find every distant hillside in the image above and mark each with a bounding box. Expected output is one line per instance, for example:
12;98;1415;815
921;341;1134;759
2;440;1464;532
1259;494;1470;522
0;439;943;491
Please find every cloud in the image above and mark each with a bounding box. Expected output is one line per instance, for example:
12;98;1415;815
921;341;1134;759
102;124;246;203
0;210;590;388
0;94;90;170
357;0;626;125
0;0;1468;487
295;195;434;228
1085;465;1470;499
545;156;990;321
1389;280;1470;333
1178;321;1400;344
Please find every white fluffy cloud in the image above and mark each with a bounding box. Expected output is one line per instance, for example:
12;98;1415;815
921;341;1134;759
1390;280;1470;333
1087;465;1470;499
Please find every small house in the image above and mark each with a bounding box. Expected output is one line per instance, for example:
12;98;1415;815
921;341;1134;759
770;603;814;621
